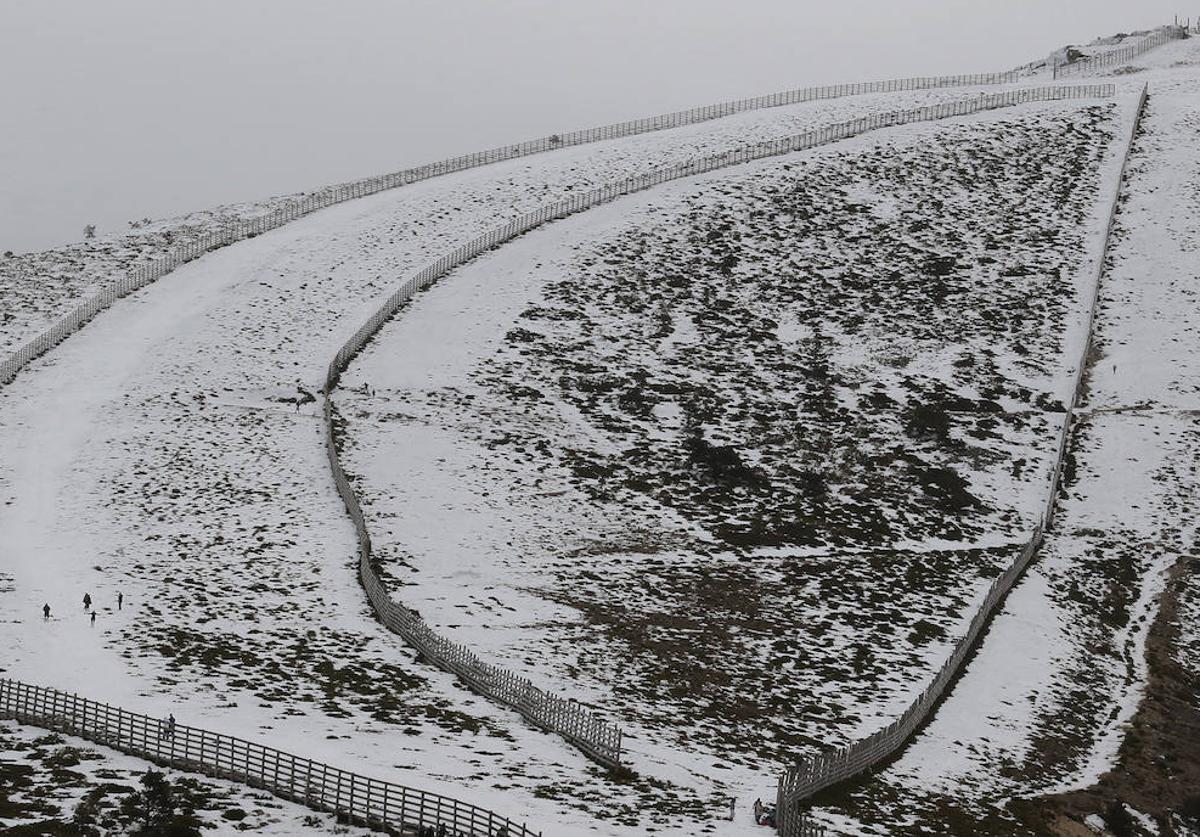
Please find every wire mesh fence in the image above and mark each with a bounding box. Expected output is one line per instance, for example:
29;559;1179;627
319;84;1114;771
0;679;541;837
1053;25;1185;77
0;70;1026;391
774;84;1146;837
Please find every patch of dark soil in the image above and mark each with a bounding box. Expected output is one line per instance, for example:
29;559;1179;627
1014;555;1200;835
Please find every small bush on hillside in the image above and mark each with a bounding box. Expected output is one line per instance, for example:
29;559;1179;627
117;770;205;836
905;402;951;442
1103;800;1136;837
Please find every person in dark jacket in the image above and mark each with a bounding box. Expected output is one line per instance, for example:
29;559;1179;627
43;603;51;620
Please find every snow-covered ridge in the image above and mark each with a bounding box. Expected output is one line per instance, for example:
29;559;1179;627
1053;25;1186;78
0;72;1027;391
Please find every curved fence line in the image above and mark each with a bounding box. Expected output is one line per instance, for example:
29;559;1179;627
0;71;1027;391
774;84;1148;835
0;679;540;837
1053;25;1185;78
320;85;1114;770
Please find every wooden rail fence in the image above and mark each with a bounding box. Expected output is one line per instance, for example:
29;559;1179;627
0;679;540;836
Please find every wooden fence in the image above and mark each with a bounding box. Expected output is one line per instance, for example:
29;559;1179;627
320;85;1115;771
0;679;540;836
1053;25;1185;77
774;84;1148;835
0;70;1025;391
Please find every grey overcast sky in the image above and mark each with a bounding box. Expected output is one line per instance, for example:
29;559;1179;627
0;1;1189;253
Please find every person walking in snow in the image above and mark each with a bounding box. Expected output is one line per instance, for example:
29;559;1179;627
117;591;123;610
82;593;91;611
167;714;176;738
90;611;96;626
43;603;51;620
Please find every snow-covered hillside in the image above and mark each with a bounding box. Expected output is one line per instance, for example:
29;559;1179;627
0;82;1061;364
806;39;1200;837
0;719;375;835
2;25;1197;837
6;81;1073;836
336;99;1130;798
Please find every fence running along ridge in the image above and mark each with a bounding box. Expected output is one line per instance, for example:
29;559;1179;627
1042;82;1148;531
1053;25;1186;77
774;84;1147;836
319;84;1114;772
0;679;540;837
0;72;1030;391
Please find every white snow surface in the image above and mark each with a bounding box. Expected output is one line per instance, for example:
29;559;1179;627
5;81;1080;837
806;41;1200;834
0;81;1035;365
0;719;374;835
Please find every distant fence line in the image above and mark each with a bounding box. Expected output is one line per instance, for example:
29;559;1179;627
1042;83;1149;530
1053;25;1185;77
774;84;1145;836
319;84;1114;772
0;679;541;837
0;71;1028;391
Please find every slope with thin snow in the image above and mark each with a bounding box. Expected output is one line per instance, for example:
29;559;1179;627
0;84;1026;364
807;39;1200;837
0;719;374;836
0;30;1194;837
335;96;1133;812
5;83;1079;836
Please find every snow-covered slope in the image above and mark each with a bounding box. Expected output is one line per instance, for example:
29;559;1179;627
0;84;1028;366
0;719;375;836
806;37;1200;837
4;82;1079;836
0;26;1194;837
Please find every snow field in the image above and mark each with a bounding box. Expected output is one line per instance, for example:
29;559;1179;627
0;196;300;360
0;230;660;836
0;81;1083;369
335;95;1133;817
0;43;1179;837
4;78;1080;837
806;411;1200;834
